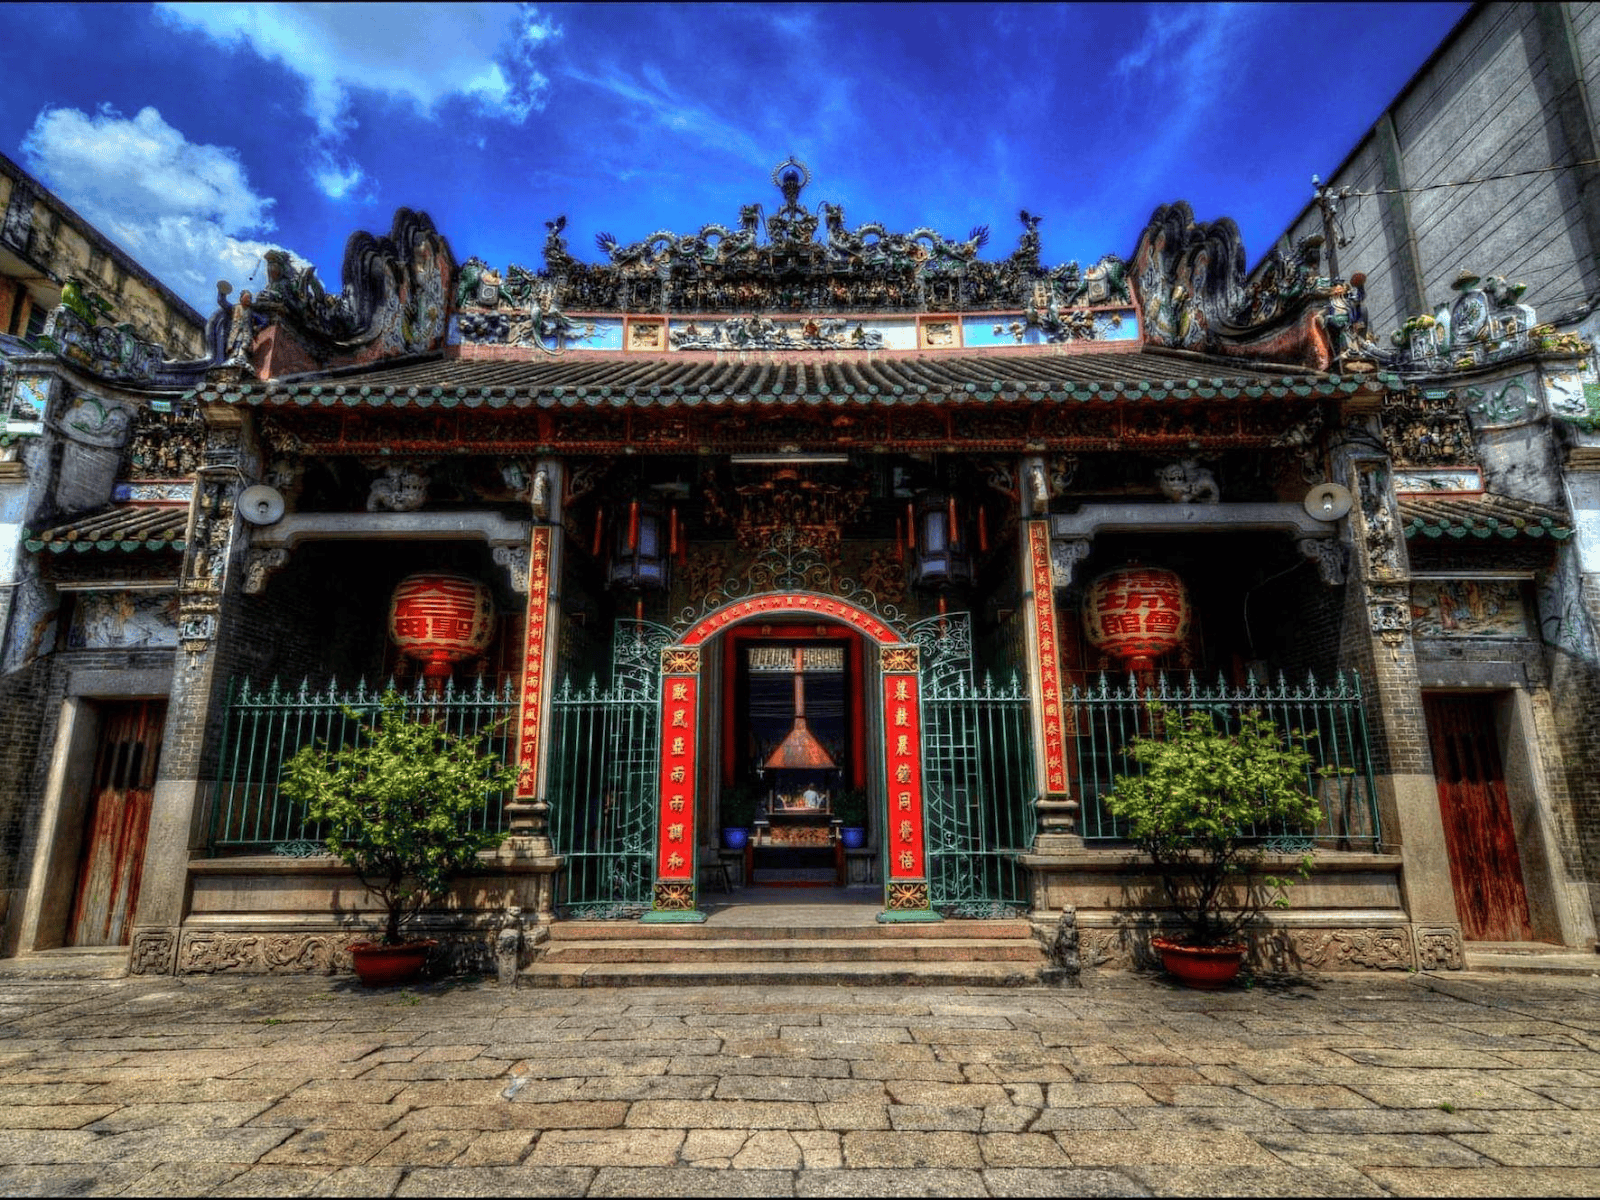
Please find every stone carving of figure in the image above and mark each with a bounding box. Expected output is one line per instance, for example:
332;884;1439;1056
366;464;429;512
1157;460;1221;504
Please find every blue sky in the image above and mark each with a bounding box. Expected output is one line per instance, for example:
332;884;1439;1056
0;2;1469;317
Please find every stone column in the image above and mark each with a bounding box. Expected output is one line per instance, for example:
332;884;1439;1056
1018;457;1077;848
495;459;565;931
1343;448;1462;969
128;404;257;975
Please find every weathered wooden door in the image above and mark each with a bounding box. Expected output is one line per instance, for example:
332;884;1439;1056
1423;693;1533;943
68;700;166;946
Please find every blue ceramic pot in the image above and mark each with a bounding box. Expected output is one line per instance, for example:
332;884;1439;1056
840;826;867;849
722;827;749;850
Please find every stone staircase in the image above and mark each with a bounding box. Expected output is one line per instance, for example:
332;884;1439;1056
520;901;1053;988
1462;941;1600;977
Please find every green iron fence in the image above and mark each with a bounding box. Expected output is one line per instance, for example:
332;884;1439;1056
1071;671;1381;849
915;615;1038;918
209;675;517;854
545;620;669;919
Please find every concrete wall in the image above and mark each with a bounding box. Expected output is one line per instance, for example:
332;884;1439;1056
1258;2;1600;339
0;154;204;357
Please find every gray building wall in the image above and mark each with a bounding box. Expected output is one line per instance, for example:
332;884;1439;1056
1255;2;1600;340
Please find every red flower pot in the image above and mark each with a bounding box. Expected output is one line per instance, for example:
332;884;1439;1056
348;940;435;987
1150;936;1246;989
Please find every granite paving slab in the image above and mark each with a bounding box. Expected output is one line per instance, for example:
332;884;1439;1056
0;969;1595;1194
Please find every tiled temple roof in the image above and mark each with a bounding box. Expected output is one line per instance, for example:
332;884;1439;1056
191;348;1375;409
25;505;188;554
1400;494;1572;542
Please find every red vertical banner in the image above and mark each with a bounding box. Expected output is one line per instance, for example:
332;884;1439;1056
1027;521;1067;797
514;525;553;799
881;645;931;914
651;647;702;915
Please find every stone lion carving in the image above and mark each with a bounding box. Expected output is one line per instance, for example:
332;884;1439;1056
1157;459;1220;504
366;464;429;512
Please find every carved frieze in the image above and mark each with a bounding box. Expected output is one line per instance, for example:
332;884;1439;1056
1413;926;1465;971
129;930;177;976
242;548;289;595
1049;538;1092;590
1295;537;1347;586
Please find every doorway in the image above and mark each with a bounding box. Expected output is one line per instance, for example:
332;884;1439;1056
67;700;166;946
719;624;866;888
1423;692;1535;943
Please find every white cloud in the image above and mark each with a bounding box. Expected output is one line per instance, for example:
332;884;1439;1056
20;105;308;316
155;2;560;129
155;2;561;195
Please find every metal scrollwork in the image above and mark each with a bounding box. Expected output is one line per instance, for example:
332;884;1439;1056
672;523;907;637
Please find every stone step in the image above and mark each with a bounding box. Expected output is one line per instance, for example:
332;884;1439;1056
544;937;1044;965
0;948;129;980
519;959;1052;989
547;919;1034;942
1463;947;1600;976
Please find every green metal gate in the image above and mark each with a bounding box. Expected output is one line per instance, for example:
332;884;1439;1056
915;614;1037;917
546;619;670;918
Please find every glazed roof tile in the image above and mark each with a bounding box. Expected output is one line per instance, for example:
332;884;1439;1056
25;504;188;554
1400;494;1572;542
191;348;1370;409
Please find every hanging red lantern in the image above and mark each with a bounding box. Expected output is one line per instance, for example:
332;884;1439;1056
1081;566;1190;674
388;573;495;684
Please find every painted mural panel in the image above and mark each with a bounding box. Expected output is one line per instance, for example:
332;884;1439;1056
1410;579;1529;639
962;306;1138;348
67;590;180;649
664;315;912;351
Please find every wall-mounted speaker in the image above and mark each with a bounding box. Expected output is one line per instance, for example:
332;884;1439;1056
238;484;285;525
1303;482;1354;522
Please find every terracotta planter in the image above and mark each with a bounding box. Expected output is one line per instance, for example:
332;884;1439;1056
1150;936;1246;989
349;940;435;987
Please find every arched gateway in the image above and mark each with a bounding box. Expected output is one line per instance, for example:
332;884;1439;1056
644;591;937;923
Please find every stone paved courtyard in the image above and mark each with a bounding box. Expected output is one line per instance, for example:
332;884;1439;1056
0;968;1597;1196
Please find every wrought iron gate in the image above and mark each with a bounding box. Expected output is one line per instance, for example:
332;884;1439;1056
547;620;670;918
915;614;1037;917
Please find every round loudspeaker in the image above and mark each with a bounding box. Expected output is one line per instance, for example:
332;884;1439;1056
1303;482;1353;522
238;484;285;525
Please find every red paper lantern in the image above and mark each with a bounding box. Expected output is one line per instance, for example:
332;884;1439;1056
1082;566;1190;673
388;573;495;683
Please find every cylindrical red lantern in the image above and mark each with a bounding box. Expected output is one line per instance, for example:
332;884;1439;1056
388;573;495;684
1082;566;1190;674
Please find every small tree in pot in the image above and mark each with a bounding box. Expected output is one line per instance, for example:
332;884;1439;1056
281;691;515;984
1102;707;1328;987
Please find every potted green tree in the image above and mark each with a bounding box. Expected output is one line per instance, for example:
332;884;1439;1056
833;787;869;849
1101;707;1327;988
720;782;760;850
281;691;516;986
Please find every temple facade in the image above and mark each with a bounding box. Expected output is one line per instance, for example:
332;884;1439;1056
0;158;1595;979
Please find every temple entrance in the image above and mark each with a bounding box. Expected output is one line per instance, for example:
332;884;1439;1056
720;625;865;888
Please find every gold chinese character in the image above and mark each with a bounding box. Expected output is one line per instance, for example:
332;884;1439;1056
898;851;914;871
895;764;911;784
668;823;684;841
669;794;686;812
897;790;912;810
899;820;913;843
894;679;909;701
669;766;686;783
671;737;685;755
895;735;909;755
671;709;688;727
894;705;909;727
671;682;688;701
667;852;685;870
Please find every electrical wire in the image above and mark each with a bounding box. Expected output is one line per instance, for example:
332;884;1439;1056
1339;157;1600;198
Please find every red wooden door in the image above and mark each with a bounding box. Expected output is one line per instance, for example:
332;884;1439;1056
68;700;166;946
1423;693;1533;943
